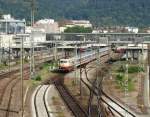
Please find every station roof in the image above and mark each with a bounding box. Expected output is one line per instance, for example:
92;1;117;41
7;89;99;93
118;46;147;49
57;45;91;49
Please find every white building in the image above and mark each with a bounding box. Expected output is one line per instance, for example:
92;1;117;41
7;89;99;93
125;27;139;33
34;19;60;33
72;20;92;27
0;27;46;49
18;26;46;48
31;28;46;45
59;20;92;32
0;34;14;48
0;14;25;34
0;14;26;49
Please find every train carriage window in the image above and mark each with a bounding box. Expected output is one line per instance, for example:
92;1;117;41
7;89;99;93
60;60;68;63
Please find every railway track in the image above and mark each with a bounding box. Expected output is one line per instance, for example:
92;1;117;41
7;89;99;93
53;52;118;116
0;69;30;104
32;85;50;117
5;78;20;117
0;77;20;117
0;65;29;80
54;81;88;117
0;52;64;80
0;75;18;104
0;52;64;117
81;77;135;116
75;52;137;117
81;71;137;117
0;67;30;117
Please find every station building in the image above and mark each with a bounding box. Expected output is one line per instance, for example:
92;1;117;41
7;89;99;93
0;14;25;34
0;14;26;48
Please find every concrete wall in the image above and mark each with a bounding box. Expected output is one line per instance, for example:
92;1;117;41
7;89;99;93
0;34;14;48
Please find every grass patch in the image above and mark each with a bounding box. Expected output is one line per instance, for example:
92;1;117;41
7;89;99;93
0;63;8;70
31;80;41;86
34;75;42;81
72;80;76;86
110;61;146;93
128;80;135;91
128;66;144;73
117;65;144;73
15;58;29;65
35;62;57;81
0;64;5;68
115;73;135;91
29;62;58;87
42;63;51;69
42;61;59;71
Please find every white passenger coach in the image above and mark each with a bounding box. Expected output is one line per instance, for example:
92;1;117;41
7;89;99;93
59;47;109;71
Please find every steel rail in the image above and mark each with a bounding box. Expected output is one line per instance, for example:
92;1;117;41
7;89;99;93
5;78;20;117
34;86;42;117
54;81;88;117
34;85;50;117
43;85;50;117
81;77;136;117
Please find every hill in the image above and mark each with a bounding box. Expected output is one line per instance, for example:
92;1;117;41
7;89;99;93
0;0;150;27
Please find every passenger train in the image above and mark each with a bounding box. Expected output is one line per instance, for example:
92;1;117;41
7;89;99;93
59;47;109;71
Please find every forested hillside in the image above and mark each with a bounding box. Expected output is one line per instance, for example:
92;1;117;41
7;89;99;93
0;0;150;27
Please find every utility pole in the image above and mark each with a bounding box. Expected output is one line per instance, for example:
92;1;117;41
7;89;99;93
16;34;29;117
31;0;35;27
54;38;57;61
148;44;150;85
20;36;24;117
79;45;82;97
30;0;36;78
0;35;1;64
73;40;78;85
24;0;36;79
147;44;150;106
31;30;35;77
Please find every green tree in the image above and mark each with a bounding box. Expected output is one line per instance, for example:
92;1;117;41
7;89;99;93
1;0;150;27
64;26;92;33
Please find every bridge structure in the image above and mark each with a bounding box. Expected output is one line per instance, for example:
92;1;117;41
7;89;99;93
45;33;150;44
